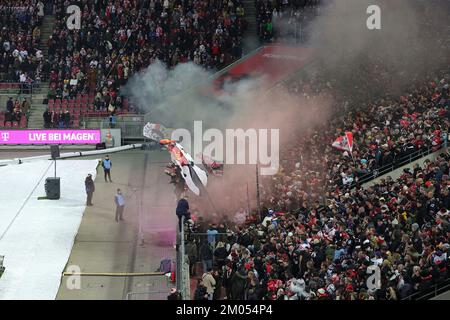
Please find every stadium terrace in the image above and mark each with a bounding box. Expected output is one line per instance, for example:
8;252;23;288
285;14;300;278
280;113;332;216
0;0;449;305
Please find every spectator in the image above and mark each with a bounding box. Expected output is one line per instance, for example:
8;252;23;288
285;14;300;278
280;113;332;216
201;268;216;300
49;110;56;128
199;240;213;274
85;173;95;206
13;107;22;125
167;288;182;300
57;110;64;128
234;207;247;225
114;188;125;222
206;224;218;248
3;109;13;126
43;108;51;128
6;97;13;113
64;109;70;128
37;1;44;20
214;241;229;269
186;239;198;276
109;112;117;128
21;98;30;114
193;279;208;300
102;155;113;183
176;196;191;231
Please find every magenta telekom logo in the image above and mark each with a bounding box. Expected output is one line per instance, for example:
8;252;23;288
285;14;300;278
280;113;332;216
1;132;10;142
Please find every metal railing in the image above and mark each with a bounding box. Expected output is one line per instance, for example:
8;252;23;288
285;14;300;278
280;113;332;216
126;290;170;300
350;142;446;188
176;216;191;300
402;278;450;300
118;121;146;140
0;82;41;96
100;118;145;139
124;272;172;300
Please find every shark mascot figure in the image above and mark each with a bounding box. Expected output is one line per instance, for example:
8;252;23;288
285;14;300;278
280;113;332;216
143;123;208;196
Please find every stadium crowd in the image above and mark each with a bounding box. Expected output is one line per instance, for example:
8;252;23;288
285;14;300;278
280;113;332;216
2;0;247;127
187;70;449;299
189;151;449;300
256;0;320;43
185;64;449;300
186;0;449;299
1;96;29;127
282;72;450;191
0;0;45;84
46;0;245;108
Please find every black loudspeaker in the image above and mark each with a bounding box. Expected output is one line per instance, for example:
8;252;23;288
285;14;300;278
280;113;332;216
96;142;106;150
45;177;60;199
50;145;60;159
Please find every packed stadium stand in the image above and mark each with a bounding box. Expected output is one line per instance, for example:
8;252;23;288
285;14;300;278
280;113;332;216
184;0;450;301
0;0;449;302
1;0;249;129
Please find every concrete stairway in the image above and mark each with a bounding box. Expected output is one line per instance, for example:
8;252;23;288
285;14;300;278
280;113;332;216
0;82;49;127
39;15;56;58
0;96;43;130
242;0;260;54
242;0;258;35
24;15;56;128
27;82;50;128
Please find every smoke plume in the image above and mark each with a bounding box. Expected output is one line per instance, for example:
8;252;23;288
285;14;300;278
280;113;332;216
122;0;449;216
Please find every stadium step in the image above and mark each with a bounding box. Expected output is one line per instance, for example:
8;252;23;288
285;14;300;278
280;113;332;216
39;15;56;57
242;0;260;53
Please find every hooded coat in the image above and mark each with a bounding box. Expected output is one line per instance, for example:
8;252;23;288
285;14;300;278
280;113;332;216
230;268;248;300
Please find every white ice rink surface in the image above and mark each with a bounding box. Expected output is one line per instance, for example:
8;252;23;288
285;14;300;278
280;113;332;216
0;160;98;299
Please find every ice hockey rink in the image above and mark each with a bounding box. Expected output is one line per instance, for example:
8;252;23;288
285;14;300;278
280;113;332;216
0;159;99;299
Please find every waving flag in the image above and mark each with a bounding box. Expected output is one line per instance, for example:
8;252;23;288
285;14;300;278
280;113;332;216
332;132;353;153
143;122;170;141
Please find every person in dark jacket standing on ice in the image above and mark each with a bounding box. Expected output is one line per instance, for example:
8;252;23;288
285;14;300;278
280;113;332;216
85;174;95;206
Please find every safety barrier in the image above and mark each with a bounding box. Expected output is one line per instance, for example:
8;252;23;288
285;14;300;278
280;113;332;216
0;82;40;96
402;278;450;300
125;274;172;300
349;142;447;188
